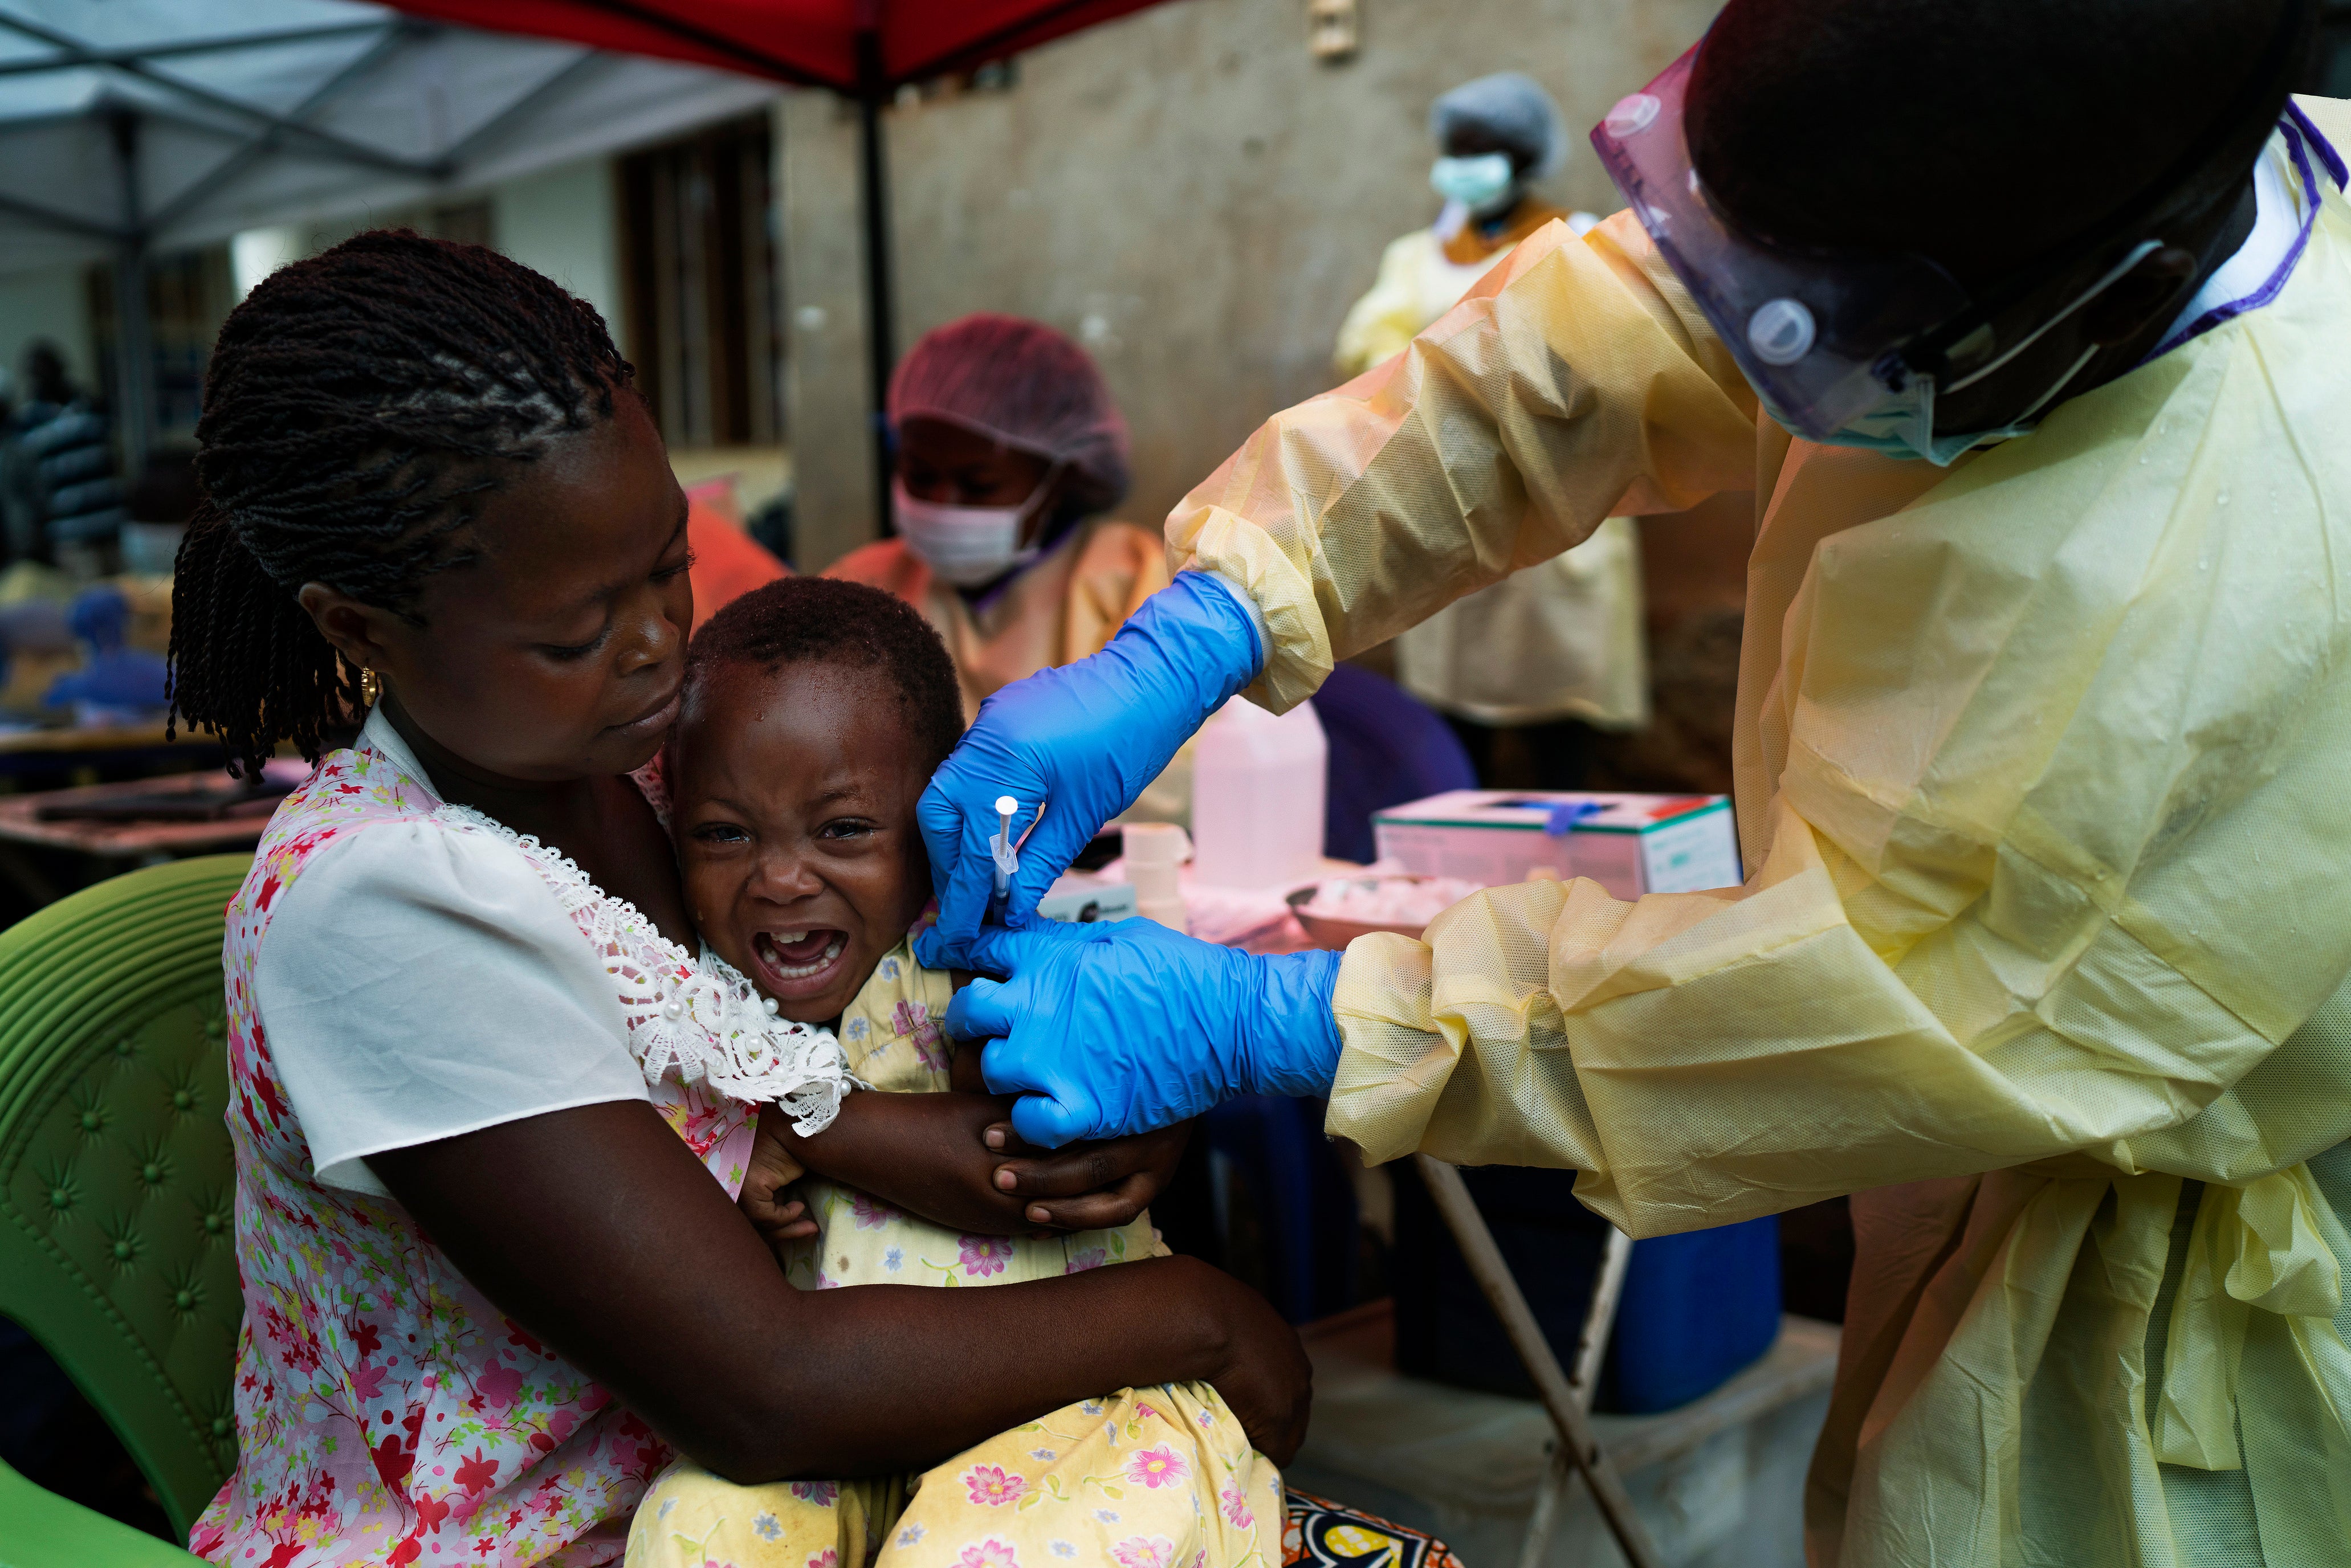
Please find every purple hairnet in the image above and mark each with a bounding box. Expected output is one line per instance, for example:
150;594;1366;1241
887;314;1132;514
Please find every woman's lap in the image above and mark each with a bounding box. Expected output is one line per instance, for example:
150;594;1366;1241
628;1381;1280;1568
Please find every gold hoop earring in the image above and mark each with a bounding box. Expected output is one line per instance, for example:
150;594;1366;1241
358;668;382;707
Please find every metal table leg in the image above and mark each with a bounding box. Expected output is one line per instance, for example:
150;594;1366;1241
1416;1155;1662;1568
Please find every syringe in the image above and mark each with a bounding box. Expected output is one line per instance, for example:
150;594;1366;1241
987;795;1046;922
991;795;1020;905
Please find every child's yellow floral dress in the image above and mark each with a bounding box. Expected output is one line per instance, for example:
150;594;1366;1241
626;941;1285;1568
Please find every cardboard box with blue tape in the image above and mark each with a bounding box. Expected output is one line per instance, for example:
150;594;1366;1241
1371;790;1743;897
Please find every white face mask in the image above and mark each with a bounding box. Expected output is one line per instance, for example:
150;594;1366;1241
1430;153;1517;215
893;475;1053;587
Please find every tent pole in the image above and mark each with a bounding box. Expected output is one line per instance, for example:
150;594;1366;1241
107;108;155;483
854;21;895;537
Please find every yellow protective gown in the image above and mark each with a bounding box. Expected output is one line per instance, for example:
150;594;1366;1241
1166;105;2351;1567
1334;202;1590;378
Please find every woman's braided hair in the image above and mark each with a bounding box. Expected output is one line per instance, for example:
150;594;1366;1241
168;229;633;777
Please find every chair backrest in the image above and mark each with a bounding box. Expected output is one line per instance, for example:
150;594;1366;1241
0;855;251;1542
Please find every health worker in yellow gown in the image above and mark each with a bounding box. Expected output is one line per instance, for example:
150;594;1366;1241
916;1;2351;1563
1335;71;1646;787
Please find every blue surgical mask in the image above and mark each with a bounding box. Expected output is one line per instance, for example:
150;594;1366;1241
1806;240;2163;466
1431;153;1516;215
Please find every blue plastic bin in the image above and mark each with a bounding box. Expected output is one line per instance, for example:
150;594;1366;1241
1610;1212;1783;1411
1391;1163;1780;1414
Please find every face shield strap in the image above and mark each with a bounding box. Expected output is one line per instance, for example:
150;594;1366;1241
1940;238;2165;396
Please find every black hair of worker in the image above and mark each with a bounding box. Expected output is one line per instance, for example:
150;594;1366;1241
684;576;968;778
167;230;633;778
1688;0;2321;282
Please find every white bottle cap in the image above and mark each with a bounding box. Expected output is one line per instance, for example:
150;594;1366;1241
1122;822;1192;867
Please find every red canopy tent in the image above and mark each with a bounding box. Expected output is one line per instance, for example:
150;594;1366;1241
382;0;1180;526
378;1;1173;91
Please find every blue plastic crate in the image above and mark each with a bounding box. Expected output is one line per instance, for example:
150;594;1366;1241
1392;1163;1780;1414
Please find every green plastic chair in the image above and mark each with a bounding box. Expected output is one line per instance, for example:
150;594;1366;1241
0;855;252;1566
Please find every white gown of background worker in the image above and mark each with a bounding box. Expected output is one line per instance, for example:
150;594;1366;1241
1333;71;1644;760
1159;83;2351;1568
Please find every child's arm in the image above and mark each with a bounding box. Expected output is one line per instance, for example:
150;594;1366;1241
373;1099;1310;1477
943;963;1193;1230
777;1091;1048;1235
783;967;1191;1234
949;1043;988;1095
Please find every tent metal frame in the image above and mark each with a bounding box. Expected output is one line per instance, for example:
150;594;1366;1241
506;0;915;533
0;8;628;476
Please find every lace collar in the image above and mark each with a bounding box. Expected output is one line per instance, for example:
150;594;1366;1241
354;707;857;1134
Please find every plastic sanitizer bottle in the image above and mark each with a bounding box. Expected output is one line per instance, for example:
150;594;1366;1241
1189;695;1327;889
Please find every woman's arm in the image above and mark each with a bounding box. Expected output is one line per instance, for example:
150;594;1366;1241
370;1099;1307;1481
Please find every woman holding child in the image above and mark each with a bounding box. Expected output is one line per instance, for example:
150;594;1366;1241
168;233;1308;1568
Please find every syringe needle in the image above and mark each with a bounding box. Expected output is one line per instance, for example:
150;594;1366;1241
991;796;1021;905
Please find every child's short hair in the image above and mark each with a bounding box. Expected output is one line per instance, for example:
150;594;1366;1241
686;578;965;773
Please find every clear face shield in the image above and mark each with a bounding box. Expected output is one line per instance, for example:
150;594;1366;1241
1589;46;2165;466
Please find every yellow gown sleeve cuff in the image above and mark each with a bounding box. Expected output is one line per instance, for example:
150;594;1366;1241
1326;932;1454;1166
1170;506;1331;714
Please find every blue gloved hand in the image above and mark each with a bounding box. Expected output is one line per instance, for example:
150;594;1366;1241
944;917;1343;1148
914;570;1264;969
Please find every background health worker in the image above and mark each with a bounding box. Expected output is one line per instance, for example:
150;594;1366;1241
923;0;2351;1562
1335;73;1645;789
830;312;1190;820
830;313;1166;721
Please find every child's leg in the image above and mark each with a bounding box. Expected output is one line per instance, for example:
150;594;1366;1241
875;1382;1282;1568
628;1459;911;1567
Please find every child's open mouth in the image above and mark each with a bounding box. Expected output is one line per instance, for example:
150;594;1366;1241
751;927;849;999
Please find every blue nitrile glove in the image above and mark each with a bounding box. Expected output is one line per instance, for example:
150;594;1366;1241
945;917;1343;1148
915;570;1265;968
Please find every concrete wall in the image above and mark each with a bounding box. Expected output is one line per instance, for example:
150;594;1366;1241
0;261;96;399
781;0;1721;571
490;158;625;354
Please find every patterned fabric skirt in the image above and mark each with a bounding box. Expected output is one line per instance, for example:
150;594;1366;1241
628;1382;1280;1568
624;1387;1458;1568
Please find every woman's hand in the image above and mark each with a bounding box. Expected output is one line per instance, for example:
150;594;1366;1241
982;1118;1194;1230
1188;1260;1313;1465
740;1102;820;1257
